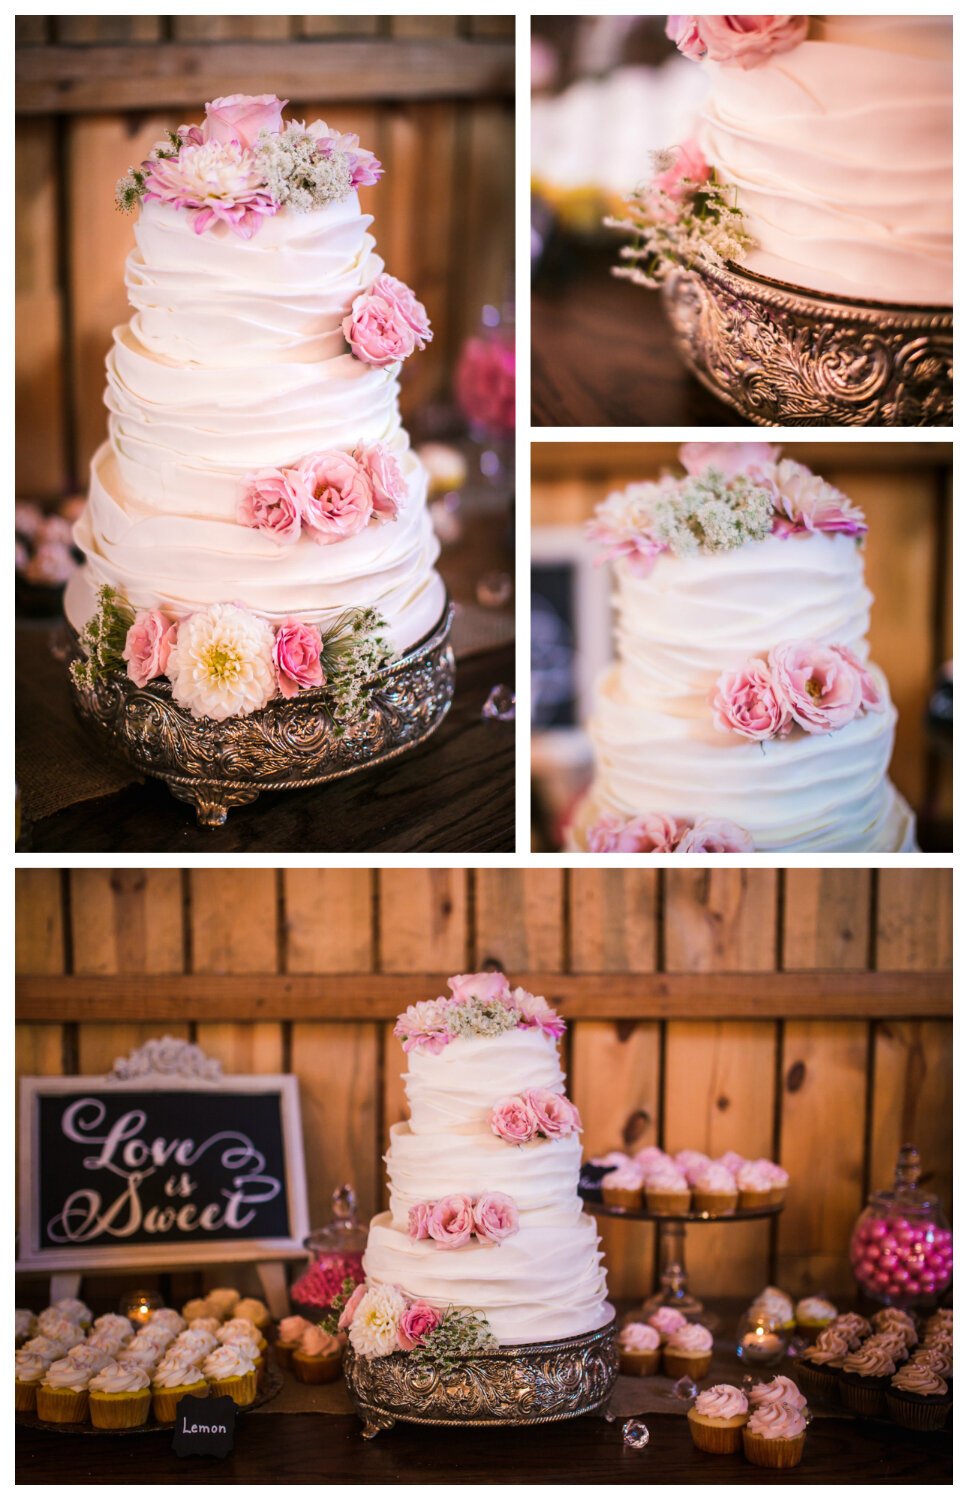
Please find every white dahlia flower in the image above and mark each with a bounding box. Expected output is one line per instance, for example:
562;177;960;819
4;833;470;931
348;1284;407;1359
166;603;276;721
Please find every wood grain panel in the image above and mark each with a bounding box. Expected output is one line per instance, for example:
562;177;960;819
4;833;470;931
193;1023;284;1075
475;871;564;972
870;1020;952;1215
569;870;657;972
782;869;871;971
664;870;778;973
775;1021;868;1297
15;116;65;496
664;1021;776;1294
77;1022;191;1075
292;1022;380;1224
875;871;953;970
15;871;65;974
15;1023;63;1079
70;869;183;974
190;870;279;973
452;100;515;360
283;869;373;973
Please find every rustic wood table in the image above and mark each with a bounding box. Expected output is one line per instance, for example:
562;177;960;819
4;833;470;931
532;238;742;428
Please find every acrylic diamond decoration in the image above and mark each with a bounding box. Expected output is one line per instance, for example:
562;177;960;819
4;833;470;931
622;1418;650;1448
673;1375;698;1402
483;684;515;721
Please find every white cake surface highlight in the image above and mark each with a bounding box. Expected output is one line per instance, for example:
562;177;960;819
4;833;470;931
697;14;952;305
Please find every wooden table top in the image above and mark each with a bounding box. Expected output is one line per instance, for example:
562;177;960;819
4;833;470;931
16;1405;951;1484
531;237;743;429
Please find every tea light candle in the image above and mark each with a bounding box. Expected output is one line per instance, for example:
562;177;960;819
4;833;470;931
739;1324;786;1365
120;1291;163;1328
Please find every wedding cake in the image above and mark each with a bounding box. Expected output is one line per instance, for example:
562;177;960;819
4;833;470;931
666;15;953;305
341;973;611;1359
66;93;445;724
570;443;917;854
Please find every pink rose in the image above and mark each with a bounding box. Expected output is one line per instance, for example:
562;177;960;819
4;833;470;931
396;1301;442;1352
337;1283;366;1332
297;452;374;543
666;15;809;69
587;812;684;853
526;1087;582;1139
832;644;884;712
472;1192;520;1244
428;1194;475;1248
123;609;177;688
272;619;324;700
408;1203;432;1241
680;442;781;477
710;658;790;741
343;291;416;367
447;971;512;1006
371;274;432;348
202;93;288;148
489;1095;538;1145
769;640;863;733
676;818;755;853
649;139;711;218
455;336;515;434
354;441;406;521
238;468;306;544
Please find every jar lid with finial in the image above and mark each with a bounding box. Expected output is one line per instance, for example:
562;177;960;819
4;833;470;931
289;1185;366;1318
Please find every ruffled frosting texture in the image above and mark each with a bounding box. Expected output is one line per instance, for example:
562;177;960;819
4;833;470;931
697;16;952;304
695;1383;747;1419
68;190;444;653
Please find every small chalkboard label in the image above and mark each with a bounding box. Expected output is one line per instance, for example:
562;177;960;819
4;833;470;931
172;1395;237;1458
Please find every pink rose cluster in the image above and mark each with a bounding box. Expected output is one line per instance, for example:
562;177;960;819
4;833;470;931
336;1284;443;1353
238;441;406;546
343;274;432;367
393;972;566;1053
408;1191;520;1248
710;639;884;741
489;1088;582;1144
122;603;325;703
587;813;754;854
455;335;515;434
666;15;809;69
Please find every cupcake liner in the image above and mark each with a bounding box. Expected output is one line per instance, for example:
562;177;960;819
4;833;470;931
885;1390;952;1432
89;1389;152;1430
207;1369;258;1407
273;1341;297;1372
793;1358;841;1403
691;1191;737;1216
737;1189;773;1211
742;1429;805;1469
602;1187;642;1210
837;1373;889;1418
14;1379;40;1413
687;1411;746;1454
151;1380;209;1424
662;1349;712;1380
36;1385;90;1424
646;1190;691;1215
291;1350;343;1385
768;1187;786;1206
618;1347;661;1376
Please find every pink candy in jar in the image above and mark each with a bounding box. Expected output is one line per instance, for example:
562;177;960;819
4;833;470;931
850;1216;953;1304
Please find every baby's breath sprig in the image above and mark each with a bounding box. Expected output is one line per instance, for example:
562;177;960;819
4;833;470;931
115;129;189;213
651;470;775;556
606;166;753;290
70;584;135;690
254;124;353;213
410;1309;497;1377
447;999;522;1040
321;607;394;730
317;1276;359;1337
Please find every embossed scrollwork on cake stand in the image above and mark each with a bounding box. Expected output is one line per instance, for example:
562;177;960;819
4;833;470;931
343;1320;618;1439
68;601;456;827
661;261;953;427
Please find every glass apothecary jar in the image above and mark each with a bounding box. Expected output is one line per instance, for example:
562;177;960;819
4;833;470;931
849;1145;952;1307
289;1185;366;1320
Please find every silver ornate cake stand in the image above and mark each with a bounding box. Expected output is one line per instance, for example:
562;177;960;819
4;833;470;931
67;600;455;826
662;260;952;427
343;1319;618;1439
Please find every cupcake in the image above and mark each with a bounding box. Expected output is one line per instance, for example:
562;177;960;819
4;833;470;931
291;1326;343;1385
644;1162;691;1215
749;1287;795;1334
221;1334;265;1387
886;1363;951;1431
748;1374;807;1412
871;1308;917;1350
923;1329;953;1357
149;1308;187;1336
15;1310;37;1348
735;1161;774;1211
795;1327;851;1401
742;1401;806;1468
674;1149;712;1185
83;1328;127;1357
275;1315;314;1371
838;1342;896;1417
827;1312;871;1350
924;1309;952;1335
203;1344;258;1406
35;1356;92;1423
617;1322;661;1376
600;1165;644;1211
715;1150;746;1176
117;1346;159;1374
795;1295;838;1341
21;1335;71;1365
92;1313;134;1340
758;1160;789;1206
647;1306;687;1344
234;1297;271;1334
88;1360;152;1429
189;1316;222;1337
909;1347;952;1380
632;1146;671;1173
663;1322;713;1379
51;1297;92;1330
14;1352;47;1412
62;1344;113;1376
687;1384;749;1454
36;1313;86;1349
181;1298;212;1323
219;1317;267;1353
127;1327;173;1358
206;1288;240;1320
151;1353;208;1422
171;1329;219;1362
690;1162;737;1216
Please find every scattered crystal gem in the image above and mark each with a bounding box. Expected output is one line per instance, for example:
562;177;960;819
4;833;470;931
602;1406;617;1423
476;570;513;608
787;1335;807;1357
482;685;515;721
673;1376;698;1402
622;1418;650;1448
802;1404;814;1426
740;1373;757;1394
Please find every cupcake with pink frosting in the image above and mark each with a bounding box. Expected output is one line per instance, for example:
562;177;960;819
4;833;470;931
687;1383;749;1453
644;1161;690;1215
632;1146;672;1173
617;1321;661;1376
647;1306;688;1344
691;1162;737;1215
742;1400;806;1468
735;1160;775;1210
600;1163;644;1211
663;1321;714;1379
291;1324;343;1385
274;1314;314;1371
674;1149;712;1185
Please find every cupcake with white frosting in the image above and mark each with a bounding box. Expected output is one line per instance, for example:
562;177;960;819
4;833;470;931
151;1350;208;1423
14;1351;47;1412
35;1354;92;1423
203;1344;257;1406
88;1360;152;1429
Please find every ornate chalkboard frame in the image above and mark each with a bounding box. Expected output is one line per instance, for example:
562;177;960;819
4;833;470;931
17;1037;310;1293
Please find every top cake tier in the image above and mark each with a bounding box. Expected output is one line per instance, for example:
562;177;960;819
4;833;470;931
404;1030;566;1136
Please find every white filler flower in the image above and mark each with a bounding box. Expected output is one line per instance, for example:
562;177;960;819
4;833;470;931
167;602;276;721
348;1284;407;1359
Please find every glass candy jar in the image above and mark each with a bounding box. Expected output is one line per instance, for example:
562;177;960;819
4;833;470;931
289;1185;367;1320
849;1145;952;1307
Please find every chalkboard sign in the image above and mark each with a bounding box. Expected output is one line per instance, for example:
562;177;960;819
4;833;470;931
17;1039;310;1272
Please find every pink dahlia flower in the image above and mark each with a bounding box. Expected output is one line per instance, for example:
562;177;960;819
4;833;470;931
666;15;809;69
472;1192;520;1244
428;1194;475;1248
676;818;755;852
762;459;867;538
526;1087;582;1139
354;441;406;521
297;451;374;543
272;619;324;700
122;609;177;688
769;640;863;733
202;93;288;149
455;336;515;434
489;1095;539;1145
587;812;684;853
710;658;790;741
680;441;781;477
396;1300;442;1351
237;467;306;544
144;140;277;238
511;987;566;1040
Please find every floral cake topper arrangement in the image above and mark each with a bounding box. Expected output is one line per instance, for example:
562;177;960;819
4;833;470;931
588;443;866;577
394;972;566;1055
71;585;392;726
665;15;809;69
588;814;754;855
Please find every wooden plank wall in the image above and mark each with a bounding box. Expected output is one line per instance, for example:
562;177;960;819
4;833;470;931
531;441;953;823
16;868;952;1304
15;15;515;497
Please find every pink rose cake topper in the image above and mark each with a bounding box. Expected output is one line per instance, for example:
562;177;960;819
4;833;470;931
393;971;566;1052
666;15;809;69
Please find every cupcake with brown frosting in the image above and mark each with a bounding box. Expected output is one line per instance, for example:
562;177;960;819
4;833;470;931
838;1340;896;1417
827;1312;871;1350
795;1325;851;1401
886;1363;951;1431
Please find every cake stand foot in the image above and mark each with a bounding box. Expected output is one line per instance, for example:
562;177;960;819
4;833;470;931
360;1409;396;1440
166;781;262;826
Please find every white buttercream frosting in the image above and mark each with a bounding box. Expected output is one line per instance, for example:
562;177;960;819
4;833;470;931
404;1030;566;1135
698;16;952;304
